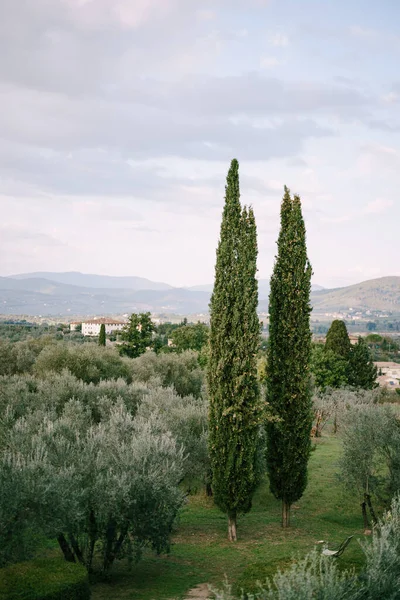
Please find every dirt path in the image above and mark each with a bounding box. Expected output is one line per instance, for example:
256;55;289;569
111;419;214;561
185;583;211;599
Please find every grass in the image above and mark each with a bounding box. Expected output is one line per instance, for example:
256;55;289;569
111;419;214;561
92;433;366;600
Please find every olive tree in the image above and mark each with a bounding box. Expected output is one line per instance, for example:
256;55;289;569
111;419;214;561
1;400;185;573
128;350;204;398
136;386;209;492
339;403;400;530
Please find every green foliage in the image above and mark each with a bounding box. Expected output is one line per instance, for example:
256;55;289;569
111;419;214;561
366;321;377;331
365;334;383;344
339;403;400;521
0;558;90;600
266;187;313;522
33;344;130;383
311;345;348;390
347;337;378;390
208;159;261;536
118;313;155;358
0;372;148;426
1;401;185;574
325;320;351;359
136;386;209;491
359;494;400;599
170;322;209;353
129;350;204;398
98;324;106;347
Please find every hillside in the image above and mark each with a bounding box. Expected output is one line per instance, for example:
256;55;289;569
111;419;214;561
311;276;400;313
8;271;172;291
0;274;398;317
0;277;209;316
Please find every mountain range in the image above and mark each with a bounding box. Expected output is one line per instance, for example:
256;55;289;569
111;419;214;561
0;272;399;317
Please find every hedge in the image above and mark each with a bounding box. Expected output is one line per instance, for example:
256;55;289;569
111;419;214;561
0;558;91;600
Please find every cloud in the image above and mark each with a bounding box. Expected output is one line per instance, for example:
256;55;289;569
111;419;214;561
268;32;289;47
0;225;66;247
364;198;394;214
260;56;281;69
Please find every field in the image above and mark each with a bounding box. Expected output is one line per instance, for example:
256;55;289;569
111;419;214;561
92;433;365;599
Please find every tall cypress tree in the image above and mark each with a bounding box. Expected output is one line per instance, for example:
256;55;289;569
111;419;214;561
266;187;313;528
99;323;106;346
208;159;260;541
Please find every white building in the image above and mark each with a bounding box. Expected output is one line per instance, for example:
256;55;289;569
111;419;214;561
80;318;126;337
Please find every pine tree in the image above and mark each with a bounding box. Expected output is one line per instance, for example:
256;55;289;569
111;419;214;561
325;320;351;358
99;323;106;346
208;159;261;542
348;336;378;389
266;188;313;528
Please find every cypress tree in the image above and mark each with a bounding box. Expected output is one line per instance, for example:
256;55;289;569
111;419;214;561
99;323;106;346
325;320;351;358
208;159;261;541
266;187;313;528
348;336;378;389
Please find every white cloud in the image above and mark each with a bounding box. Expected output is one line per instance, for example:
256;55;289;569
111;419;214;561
260;56;281;69
364;198;394;214
268;32;289;47
383;92;400;104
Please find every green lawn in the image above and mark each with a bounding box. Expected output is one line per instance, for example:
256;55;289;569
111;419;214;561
92;434;366;600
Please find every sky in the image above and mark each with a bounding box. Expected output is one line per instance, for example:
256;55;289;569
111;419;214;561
0;0;399;289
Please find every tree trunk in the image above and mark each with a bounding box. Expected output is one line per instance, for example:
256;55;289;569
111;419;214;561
102;526;129;573
68;534;85;566
315;411;322;437
87;509;97;573
102;519;117;573
282;500;290;528
361;501;370;531
228;514;237;542
365;494;378;525
57;534;76;563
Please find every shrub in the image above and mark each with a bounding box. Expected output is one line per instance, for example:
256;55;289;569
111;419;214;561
33;344;130;384
0;557;90;599
128;350;204;398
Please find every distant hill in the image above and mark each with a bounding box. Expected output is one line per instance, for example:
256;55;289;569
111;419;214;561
0;273;398;317
188;280;324;298
310;277;400;312
9;271;172;291
0;277;208;316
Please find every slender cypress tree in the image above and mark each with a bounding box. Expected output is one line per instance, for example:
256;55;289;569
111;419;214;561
325;320;351;358
208;159;261;541
99;323;106;346
266;187;313;528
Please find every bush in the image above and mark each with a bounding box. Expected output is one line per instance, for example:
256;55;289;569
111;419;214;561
129;350;204;398
33;344;130;384
0;558;90;600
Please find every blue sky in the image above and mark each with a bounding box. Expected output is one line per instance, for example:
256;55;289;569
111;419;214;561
0;0;399;288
